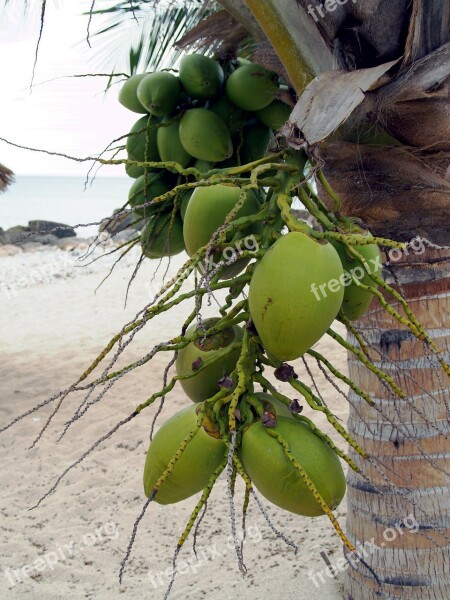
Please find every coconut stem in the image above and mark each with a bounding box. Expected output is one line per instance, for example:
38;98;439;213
288;377;368;459
177;457;228;547
307;349;375;407
327;327;405;397
254;372;360;472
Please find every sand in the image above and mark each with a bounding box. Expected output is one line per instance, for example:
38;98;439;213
0;247;349;600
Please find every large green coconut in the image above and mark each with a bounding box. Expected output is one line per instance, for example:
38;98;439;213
225;64;278;111
137;72;181;117
126;115;161;163
241;417;346;517
179;53;224;100
156;117;192;168
248;232;345;360
179;108;233;162
256;100;291;130
118;74;148;113
141;212;185;259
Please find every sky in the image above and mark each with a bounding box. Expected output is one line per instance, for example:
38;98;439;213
0;0;141;177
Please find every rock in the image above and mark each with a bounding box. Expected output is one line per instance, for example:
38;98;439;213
6;225;31;244
0;227;11;244
99;209;143;236
0;244;23;257
26;233;60;245
28;220;76;238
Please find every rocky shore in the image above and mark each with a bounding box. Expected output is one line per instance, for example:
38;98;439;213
0;211;142;257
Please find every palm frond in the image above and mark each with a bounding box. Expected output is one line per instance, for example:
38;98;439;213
175;9;253;58
86;0;218;77
0;164;14;193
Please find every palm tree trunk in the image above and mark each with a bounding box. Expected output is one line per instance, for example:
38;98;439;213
344;248;450;599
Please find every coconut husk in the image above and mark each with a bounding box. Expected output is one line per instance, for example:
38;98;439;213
318;142;450;245
371;43;450;151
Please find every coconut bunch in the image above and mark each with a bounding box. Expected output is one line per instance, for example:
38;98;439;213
118;53;292;260
114;58;409;539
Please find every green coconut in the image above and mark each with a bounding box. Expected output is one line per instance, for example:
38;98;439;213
156;117;192;168
241;417;346;517
240;122;273;164
225;64;278;111
209;95;246;134
183;183;261;279
143;405;226;504
118;74;148;113
140;213;185;258
137;72;181;117
128;173;169;217
256;100;291;130
126;115;161;163
175;317;243;402
179;53;224;99
248;232;345;360
179;108;233;163
330;238;382;321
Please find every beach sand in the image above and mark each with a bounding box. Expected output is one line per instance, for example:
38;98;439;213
0;248;349;600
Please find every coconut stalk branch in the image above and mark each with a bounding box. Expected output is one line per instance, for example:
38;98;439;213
242;0;334;92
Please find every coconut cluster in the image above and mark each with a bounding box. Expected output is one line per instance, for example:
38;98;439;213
118;54;291;260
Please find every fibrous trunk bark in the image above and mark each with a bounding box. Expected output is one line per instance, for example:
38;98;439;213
345;249;450;599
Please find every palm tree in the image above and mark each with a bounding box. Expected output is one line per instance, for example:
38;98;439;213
210;3;450;598
0;163;14;192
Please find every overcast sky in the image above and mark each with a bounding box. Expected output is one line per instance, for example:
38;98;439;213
0;1;139;177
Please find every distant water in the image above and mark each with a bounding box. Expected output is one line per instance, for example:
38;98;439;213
0;176;132;237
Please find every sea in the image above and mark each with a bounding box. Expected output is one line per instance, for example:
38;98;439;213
0;176;132;238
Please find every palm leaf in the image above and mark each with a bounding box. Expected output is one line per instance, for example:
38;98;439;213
87;0;218;77
0;163;14;193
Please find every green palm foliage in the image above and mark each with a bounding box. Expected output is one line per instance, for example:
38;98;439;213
87;1;217;76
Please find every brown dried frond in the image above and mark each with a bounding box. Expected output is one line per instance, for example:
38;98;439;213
0;163;14;192
251;40;290;83
175;10;249;57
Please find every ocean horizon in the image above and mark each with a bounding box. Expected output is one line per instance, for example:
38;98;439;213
0;175;132;238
